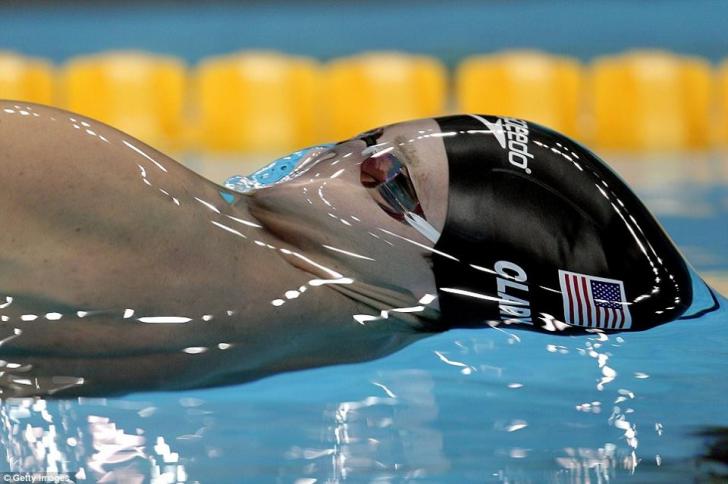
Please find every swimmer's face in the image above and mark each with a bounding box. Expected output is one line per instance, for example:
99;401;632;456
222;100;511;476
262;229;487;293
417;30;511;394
245;118;450;302
244;114;698;332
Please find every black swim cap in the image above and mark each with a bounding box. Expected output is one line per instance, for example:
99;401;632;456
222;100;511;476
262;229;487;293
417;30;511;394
431;114;692;332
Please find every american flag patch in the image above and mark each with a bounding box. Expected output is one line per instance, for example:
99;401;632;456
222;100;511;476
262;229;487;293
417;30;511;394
558;270;632;329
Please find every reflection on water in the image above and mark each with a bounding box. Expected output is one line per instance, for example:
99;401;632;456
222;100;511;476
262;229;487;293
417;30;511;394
0;398;188;482
2;296;726;481
287;371;449;481
695;427;728;480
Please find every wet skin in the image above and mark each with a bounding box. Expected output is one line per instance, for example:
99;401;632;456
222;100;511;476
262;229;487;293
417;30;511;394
0;101;449;397
1;102;713;397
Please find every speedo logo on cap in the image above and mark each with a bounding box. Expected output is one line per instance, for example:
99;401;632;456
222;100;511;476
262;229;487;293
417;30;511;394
470;115;533;175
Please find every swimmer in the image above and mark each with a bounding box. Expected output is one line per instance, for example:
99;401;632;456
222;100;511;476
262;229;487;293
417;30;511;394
0;101;719;397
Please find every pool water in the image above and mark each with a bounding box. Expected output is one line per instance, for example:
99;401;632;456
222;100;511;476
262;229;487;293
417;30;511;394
1;155;726;483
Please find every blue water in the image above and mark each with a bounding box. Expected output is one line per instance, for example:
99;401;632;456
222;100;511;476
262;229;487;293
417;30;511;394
1;156;726;482
1;303;726;482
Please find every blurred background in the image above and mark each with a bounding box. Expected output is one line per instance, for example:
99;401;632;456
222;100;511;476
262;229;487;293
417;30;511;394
0;0;727;291
1;0;728;154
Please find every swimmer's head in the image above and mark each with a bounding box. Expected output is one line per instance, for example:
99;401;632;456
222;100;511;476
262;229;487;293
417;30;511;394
231;115;696;333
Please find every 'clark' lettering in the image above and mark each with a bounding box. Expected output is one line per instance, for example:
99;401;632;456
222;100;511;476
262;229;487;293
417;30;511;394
494;260;533;325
